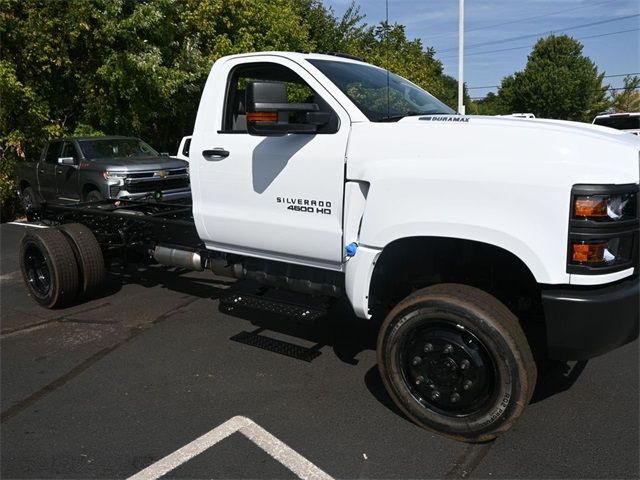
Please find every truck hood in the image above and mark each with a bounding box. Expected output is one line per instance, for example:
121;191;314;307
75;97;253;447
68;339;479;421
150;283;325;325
346;115;640;187
87;156;188;171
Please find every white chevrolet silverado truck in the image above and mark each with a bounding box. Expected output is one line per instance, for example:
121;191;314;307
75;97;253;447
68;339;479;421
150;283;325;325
19;52;639;442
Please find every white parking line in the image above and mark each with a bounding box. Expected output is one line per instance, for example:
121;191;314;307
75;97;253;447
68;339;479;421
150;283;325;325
127;415;334;480
6;222;49;228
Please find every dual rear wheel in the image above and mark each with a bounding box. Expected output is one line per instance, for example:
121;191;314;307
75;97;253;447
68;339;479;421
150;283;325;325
20;224;105;308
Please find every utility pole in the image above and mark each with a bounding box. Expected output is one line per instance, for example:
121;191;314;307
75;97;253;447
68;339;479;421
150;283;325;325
458;0;465;115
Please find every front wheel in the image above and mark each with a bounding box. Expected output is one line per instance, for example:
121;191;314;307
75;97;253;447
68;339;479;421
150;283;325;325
377;284;536;442
85;189;104;203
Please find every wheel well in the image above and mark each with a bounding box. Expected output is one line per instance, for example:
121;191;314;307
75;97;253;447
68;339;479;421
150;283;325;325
82;184;99;199
369;237;542;318
19;180;31;192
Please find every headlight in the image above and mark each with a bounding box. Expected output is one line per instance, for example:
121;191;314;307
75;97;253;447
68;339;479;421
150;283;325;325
103;170;127;180
573;192;637;221
568;184;639;274
570;236;635;266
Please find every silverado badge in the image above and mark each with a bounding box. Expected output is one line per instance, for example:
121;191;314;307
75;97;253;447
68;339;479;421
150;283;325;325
155;170;169;178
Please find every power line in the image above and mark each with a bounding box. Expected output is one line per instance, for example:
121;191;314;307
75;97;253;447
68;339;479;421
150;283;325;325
438;13;639;53
468;75;639;92
427;0;618;40
439;28;640;60
468;74;640;90
604;72;640;78
470;86;632;101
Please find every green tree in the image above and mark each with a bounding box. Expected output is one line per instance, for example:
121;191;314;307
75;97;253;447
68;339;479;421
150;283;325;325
497;35;609;121
611;75;640;112
439;75;473;112
0;0;453;219
475;92;507;115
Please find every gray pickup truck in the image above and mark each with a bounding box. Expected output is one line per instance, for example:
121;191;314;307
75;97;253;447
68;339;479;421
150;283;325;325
17;136;190;209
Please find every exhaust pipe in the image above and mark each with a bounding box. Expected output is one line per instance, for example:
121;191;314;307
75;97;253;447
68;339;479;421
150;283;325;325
152;246;203;271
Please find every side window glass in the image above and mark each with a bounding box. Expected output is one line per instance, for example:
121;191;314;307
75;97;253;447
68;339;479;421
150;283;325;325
182;138;191;157
61;142;78;161
45;141;62;164
222;63;338;134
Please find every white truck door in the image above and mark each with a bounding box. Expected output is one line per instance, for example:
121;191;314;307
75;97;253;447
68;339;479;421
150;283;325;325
192;56;351;270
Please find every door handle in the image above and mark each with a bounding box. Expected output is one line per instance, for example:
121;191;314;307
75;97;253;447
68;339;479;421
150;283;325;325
38;169;45;173
202;148;229;160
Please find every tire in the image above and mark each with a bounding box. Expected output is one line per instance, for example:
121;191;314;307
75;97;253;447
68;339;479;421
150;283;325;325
85;189;104;202
22;186;40;211
58;223;106;298
377;283;537;442
20;228;80;308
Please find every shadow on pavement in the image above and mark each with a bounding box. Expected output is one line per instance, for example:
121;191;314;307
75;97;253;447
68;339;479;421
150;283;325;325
86;264;236;303
531;359;589;404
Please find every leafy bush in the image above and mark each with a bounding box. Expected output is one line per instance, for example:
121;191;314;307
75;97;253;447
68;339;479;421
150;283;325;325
0;148;18;222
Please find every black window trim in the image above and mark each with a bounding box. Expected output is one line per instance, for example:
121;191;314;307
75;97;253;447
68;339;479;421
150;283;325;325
218;61;339;135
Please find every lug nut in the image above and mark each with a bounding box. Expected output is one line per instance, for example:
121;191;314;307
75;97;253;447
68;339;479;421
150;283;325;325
411;356;422;366
430;390;441;400
415;375;424;385
443;344;453;353
460;360;470;370
424;343;434;353
444;358;457;371
463;380;473;391
451;393;461;403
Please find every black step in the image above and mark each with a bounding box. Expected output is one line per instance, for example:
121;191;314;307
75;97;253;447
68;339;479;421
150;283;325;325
220;292;326;322
230;330;322;362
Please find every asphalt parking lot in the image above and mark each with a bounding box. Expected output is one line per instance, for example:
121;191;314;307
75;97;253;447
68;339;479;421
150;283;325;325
1;222;638;479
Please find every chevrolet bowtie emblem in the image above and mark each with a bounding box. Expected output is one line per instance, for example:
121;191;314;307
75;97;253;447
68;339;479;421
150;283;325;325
155;170;169;178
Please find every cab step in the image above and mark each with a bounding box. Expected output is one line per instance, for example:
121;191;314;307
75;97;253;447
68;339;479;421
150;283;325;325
220;291;327;323
230;329;322;362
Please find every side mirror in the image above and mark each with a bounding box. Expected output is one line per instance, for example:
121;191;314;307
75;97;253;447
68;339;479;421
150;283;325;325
57;157;76;166
160;152;170;157
246;81;326;136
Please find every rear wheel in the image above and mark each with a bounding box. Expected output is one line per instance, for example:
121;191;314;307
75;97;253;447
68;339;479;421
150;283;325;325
377;283;536;442
59;223;106;298
20;228;80;308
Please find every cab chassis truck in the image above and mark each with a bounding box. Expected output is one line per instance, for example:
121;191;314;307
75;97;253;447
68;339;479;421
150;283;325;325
18;52;640;442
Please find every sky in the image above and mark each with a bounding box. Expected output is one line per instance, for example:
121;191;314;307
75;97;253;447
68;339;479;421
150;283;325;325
323;0;640;99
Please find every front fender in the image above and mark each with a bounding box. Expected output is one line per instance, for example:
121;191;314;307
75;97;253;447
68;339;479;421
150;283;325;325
356;177;570;285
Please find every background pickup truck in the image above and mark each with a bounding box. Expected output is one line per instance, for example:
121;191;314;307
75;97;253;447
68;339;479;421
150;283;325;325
17;136;190;209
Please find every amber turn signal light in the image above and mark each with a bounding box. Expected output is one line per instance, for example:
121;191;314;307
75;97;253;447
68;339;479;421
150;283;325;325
572;242;606;263
574;196;608;217
247;112;278;122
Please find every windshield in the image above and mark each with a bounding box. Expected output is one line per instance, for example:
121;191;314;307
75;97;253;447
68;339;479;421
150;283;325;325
308;59;455;121
78;138;159;160
593;116;640;131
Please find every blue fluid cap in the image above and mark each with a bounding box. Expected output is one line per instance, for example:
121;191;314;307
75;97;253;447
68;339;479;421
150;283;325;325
345;242;358;257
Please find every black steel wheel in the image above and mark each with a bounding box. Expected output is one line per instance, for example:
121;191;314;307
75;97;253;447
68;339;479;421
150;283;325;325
21;186;40;211
85;189;104;202
20;228;80;308
59;223;106;298
377;283;536;442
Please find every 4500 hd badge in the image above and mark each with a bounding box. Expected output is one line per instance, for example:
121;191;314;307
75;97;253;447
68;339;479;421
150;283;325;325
276;197;332;215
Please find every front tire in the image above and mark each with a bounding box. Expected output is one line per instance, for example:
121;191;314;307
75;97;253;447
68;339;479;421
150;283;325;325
85;189;104;203
377;284;536;442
